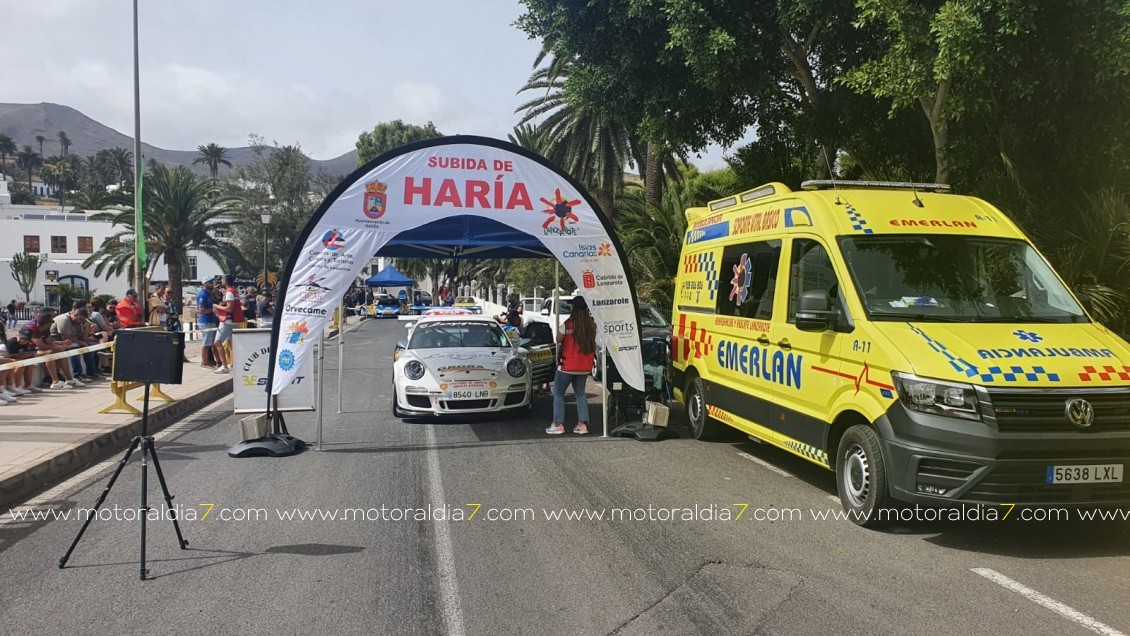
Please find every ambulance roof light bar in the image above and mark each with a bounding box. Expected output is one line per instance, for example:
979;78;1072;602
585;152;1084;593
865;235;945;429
801;180;951;192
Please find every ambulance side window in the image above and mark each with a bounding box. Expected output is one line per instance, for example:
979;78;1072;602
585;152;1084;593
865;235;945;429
716;240;781;319
788;239;840;321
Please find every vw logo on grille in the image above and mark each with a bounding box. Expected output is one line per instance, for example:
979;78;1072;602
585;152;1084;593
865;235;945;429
1064;398;1095;428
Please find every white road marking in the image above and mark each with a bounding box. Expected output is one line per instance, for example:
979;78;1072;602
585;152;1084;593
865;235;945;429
972;568;1126;636
425;425;466;636
737;451;793;477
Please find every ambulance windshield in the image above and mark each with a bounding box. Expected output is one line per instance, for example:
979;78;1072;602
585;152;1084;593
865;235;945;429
840;235;1087;323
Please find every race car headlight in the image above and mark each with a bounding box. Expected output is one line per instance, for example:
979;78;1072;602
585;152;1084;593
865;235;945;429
506;358;526;378
892;372;980;421
404;360;426;381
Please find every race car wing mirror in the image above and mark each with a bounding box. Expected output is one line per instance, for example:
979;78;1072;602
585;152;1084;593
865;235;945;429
795;290;838;332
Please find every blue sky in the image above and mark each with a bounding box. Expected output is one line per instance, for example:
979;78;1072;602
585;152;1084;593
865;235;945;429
0;0;736;168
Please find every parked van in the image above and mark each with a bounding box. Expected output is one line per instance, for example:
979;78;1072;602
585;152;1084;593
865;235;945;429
672;180;1130;525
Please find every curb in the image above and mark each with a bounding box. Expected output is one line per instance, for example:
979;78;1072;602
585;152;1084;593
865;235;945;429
0;380;234;510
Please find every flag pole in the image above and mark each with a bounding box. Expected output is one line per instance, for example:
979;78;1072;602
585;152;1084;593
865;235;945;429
132;0;145;296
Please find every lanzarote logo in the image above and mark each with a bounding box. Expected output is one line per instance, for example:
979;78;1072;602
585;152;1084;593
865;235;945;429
541;188;581;235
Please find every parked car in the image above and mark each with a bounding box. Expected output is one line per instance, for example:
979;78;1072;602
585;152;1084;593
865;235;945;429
392;314;531;417
454;296;481;314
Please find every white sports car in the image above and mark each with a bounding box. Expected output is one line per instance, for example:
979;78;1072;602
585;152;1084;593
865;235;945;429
392;313;532;416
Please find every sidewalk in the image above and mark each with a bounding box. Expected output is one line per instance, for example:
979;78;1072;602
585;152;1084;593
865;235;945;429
0;363;232;510
0;315;363;510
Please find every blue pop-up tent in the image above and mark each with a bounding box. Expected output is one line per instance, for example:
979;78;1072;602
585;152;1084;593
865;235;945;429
364;265;415;287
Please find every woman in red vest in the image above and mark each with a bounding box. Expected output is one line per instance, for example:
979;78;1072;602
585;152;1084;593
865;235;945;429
547;296;597;435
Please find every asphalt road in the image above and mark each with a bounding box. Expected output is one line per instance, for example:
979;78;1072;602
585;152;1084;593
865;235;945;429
1;318;1128;635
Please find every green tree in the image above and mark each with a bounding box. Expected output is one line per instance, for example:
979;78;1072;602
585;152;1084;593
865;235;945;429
83;164;243;311
57;131;71;157
0;134;15;174
35;135;45;157
16;145;42;194
614;183;687;314
507;123;550;155
105;147;133;186
355;120;442;166
45;157;77;208
193;142;234;179
9;252;43;302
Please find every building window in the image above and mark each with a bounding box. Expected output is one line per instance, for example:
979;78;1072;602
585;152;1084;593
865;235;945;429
51;236;67;253
188;256;198;281
23;235;40;253
78;236;94;254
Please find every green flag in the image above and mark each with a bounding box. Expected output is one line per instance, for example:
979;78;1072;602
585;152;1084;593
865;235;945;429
135;162;147;270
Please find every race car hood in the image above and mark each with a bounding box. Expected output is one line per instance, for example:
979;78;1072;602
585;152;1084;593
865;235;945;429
418;349;510;381
873;321;1130;388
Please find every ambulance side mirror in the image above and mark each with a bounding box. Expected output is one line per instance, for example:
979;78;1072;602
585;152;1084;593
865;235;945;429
795;290;837;332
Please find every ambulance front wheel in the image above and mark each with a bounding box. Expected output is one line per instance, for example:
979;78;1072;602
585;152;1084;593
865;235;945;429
685;375;723;440
836;425;891;527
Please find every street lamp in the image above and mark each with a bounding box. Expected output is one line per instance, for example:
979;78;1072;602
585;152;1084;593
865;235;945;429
260;208;273;291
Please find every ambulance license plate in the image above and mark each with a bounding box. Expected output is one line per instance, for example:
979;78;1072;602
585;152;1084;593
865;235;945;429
1045;464;1123;484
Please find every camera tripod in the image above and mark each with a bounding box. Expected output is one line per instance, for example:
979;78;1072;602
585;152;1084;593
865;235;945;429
58;383;189;580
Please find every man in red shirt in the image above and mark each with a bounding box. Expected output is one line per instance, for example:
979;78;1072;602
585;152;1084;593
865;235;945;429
115;289;144;328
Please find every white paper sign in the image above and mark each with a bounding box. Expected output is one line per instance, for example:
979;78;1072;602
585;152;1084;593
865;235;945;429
270;137;644;394
234;328;315;413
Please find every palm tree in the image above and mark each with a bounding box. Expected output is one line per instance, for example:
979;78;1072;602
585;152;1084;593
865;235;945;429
0;134;15;176
193;142;233;179
83;164;245;311
105;147;133;186
16;146;41;193
57;131;71;157
507;123;550;155
35;135;46;157
45;156;82;208
71;185;128;212
614;182;688;314
516;53;639;219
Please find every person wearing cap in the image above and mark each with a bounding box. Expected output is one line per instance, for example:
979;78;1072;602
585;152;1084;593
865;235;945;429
2;323;38;396
116;289;144;329
196;277;222;368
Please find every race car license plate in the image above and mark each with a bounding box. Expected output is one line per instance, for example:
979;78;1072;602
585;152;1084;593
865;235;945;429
1046;464;1123;485
449;389;490;400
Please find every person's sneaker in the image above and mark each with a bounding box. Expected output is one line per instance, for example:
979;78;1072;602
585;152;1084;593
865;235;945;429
66;379;86;387
27;385;44;393
0;394;14;404
0;391;18;401
545;423;565;435
49;382;72;390
9;386;30;395
214;366;231;374
573;422;589;435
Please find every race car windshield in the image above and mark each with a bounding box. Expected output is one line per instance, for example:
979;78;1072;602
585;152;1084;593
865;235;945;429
377;298;400;307
839;235;1087;323
409;322;511;349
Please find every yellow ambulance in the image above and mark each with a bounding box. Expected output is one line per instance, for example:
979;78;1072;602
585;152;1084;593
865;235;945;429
672;180;1130;525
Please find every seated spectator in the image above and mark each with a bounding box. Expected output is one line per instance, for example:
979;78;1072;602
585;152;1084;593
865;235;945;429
23;314;77;390
1;323;36;397
105;301;122;331
257;292;274;328
52;307;97;383
88;298;114;341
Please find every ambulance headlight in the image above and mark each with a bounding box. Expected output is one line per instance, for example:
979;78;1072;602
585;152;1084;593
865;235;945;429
892;372;981;421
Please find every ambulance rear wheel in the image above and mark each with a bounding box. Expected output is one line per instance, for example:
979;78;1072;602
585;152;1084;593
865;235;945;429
836;425;890;526
685;375;723;440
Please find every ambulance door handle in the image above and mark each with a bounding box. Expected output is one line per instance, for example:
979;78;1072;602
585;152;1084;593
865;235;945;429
776;339;792;350
757;335;771;345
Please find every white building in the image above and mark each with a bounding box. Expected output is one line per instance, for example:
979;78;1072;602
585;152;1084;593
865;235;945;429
0;205;223;305
0;178;10;206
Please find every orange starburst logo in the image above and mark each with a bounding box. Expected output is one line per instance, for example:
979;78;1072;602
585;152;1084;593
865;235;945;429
540;188;582;230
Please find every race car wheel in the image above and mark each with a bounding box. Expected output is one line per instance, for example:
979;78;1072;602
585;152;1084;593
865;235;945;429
685;375;723;440
836;425;891;527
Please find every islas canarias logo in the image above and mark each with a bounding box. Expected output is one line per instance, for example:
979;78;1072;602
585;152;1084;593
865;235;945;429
363;181;388;219
729;253;752;305
286;320;310;345
321;228;347;251
541;188;581;231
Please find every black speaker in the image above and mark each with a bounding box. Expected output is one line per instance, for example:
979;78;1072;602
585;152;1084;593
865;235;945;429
112;330;185;384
